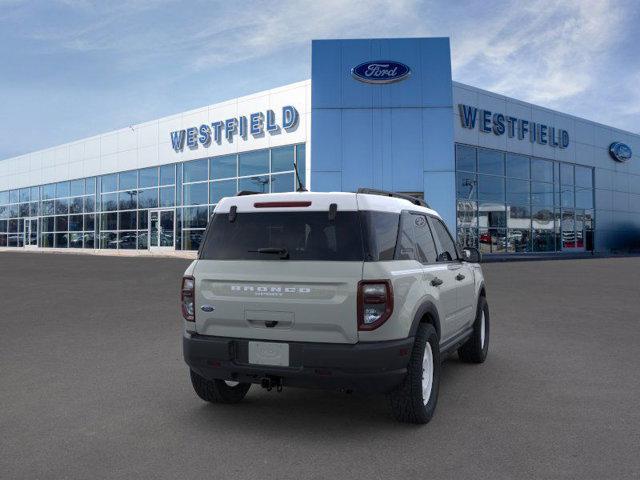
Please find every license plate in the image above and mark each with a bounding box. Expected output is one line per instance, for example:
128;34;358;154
248;341;289;367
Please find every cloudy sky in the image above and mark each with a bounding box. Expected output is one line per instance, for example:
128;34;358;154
0;0;638;159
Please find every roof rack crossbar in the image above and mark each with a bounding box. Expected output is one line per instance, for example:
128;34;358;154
356;188;429;208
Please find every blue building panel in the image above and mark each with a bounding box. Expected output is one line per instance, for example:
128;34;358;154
311;37;456;230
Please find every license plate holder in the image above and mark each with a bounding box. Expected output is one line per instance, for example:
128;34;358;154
248;341;290;367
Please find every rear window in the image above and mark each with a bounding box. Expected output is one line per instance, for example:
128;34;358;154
199;211;364;261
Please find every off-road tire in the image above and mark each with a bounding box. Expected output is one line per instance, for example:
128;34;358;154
190;370;251;404
458;296;489;363
388;323;440;424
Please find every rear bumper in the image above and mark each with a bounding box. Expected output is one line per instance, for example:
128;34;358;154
183;332;414;394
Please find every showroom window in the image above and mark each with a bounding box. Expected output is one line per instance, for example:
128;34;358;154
455;144;594;254
0;143;305;251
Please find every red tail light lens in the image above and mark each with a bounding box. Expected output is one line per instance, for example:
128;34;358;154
181;276;195;322
357;280;393;331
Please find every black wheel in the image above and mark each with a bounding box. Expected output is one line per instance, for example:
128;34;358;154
458;296;489;363
189;370;251;404
388;323;440;424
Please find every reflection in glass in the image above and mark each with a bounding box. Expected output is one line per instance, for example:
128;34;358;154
507;206;530;229
478;201;506;229
239;175;269;193
271;146;295;173
84;232;95;249
477;175;505;203
210;179;237;204
159;187;175;207
55;198;69;215
101;193;118;211
531;158;554;183
101;174;117;192
239;150;269;176
531;182;554;206
210;155;237;180
139;167;158;188
183;230;205;250
160;165;175;186
183;183;208;205
456;172;476;200
69;215;83;231
183;159;208;183
456;144;476;172
55;216;68;232
183;206;208;229
478;148;504;175
70;197;83;214
478;228;506;254
560;163;574;185
138;189;158;209
561;209;576;249
119;211;137;230
119;190;137;210
119;231;138;249
55;233;68;248
119;171;137;190
506;154;529;179
100;232;117;249
69;233;83;248
270;173;294;193
507;229;531;252
506;178;529;205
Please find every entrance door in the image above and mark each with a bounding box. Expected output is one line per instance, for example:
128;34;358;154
149;209;175;250
23;217;38;248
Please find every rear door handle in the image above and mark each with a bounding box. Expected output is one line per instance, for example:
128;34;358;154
430;277;443;287
456;274;465;281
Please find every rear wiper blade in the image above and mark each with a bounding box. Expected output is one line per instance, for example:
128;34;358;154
248;247;290;259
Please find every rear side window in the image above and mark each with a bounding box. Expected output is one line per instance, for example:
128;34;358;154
359;211;400;261
199;211;364;261
429;217;458;262
412;214;438;263
395;212;437;263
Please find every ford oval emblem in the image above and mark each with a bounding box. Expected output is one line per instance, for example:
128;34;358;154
351;60;411;84
200;305;215;312
609;142;632;162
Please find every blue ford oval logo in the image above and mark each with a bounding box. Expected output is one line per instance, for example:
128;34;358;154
351;60;411;84
609;142;632;162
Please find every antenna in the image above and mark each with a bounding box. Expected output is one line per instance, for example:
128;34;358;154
293;159;307;192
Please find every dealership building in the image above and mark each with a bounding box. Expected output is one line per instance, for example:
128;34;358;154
1;37;639;256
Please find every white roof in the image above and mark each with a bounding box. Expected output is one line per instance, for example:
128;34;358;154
214;191;440;217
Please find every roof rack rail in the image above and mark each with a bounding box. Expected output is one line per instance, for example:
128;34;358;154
356;188;429;208
236;190;260;196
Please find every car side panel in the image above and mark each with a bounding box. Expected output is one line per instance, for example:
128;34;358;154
359;260;443;342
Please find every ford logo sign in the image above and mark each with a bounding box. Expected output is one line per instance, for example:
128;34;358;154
351;60;411;84
609;142;632;162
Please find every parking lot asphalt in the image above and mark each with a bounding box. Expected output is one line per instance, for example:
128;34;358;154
1;252;639;479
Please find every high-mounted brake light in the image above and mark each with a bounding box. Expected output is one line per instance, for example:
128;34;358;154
254;201;312;208
181;276;195;322
357;280;393;331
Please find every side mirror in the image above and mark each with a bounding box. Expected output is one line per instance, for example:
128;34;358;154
462;247;482;263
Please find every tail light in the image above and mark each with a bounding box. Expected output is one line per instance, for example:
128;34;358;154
357;280;393;331
181;276;195;322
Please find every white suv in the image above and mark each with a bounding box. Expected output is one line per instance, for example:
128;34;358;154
181;189;489;424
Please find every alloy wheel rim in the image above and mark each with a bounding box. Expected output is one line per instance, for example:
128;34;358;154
224;380;240;387
480;311;486;349
422;343;434;405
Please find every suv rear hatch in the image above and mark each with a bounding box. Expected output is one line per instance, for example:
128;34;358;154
193;193;363;344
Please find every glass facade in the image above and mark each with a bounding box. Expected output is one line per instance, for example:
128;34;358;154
456;144;595;254
0;144;305;251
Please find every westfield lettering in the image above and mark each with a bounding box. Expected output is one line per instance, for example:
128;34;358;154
458;104;570;149
170;105;299;153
